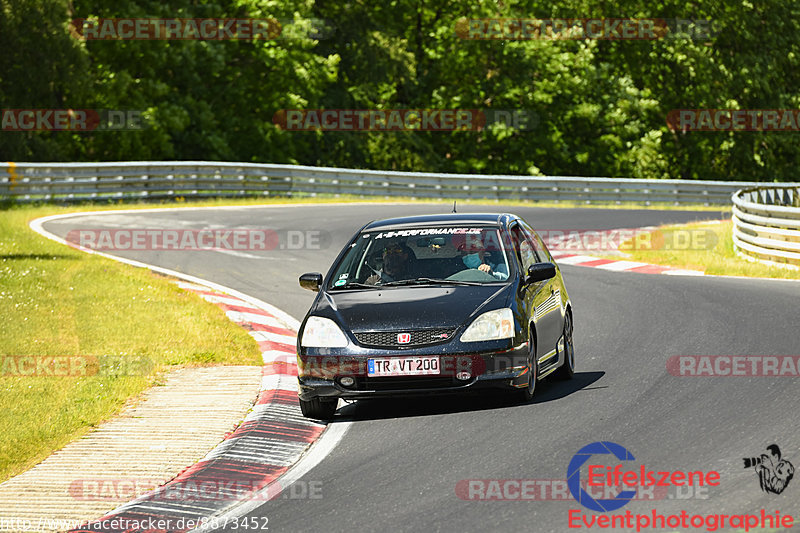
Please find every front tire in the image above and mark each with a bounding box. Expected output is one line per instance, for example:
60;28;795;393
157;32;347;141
554;311;574;381
514;336;537;402
299;397;338;420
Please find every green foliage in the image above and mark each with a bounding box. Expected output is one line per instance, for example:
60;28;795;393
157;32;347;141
1;0;799;180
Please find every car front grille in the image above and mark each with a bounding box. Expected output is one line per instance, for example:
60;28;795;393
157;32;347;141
353;328;457;348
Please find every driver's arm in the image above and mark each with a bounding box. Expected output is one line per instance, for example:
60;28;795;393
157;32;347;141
491;262;508;280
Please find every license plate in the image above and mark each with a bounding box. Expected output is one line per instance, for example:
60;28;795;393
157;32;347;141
367;356;440;377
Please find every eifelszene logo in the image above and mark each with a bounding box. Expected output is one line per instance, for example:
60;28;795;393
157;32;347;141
743;444;794;495
566;441;721;512
567;441;638;512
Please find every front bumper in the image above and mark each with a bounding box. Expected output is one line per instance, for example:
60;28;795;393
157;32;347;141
297;340;529;401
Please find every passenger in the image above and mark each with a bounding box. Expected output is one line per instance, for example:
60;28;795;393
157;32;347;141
458;238;509;280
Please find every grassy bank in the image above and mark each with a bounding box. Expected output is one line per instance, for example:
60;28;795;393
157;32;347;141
0;205;263;482
617;220;800;280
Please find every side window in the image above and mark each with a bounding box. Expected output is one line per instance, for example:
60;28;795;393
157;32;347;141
533;234;551;262
520;221;549;262
511;225;537;272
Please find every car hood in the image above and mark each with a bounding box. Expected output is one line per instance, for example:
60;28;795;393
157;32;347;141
315;284;511;332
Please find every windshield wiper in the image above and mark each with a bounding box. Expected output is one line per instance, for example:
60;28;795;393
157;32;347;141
330;282;382;290
381;277;486;287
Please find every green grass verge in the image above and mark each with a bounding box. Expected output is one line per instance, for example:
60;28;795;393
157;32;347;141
616;220;800;280
0;205;263;482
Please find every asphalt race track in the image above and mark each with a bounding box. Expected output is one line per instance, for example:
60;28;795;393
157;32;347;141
44;204;800;533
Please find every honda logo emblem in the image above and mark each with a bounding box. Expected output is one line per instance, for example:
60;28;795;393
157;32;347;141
397;333;411;344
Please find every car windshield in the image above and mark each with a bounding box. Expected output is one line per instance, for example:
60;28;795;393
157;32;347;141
329;226;511;288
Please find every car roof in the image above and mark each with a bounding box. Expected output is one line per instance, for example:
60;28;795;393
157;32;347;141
362;213;517;232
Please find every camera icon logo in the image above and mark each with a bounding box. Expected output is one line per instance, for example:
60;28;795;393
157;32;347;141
743;444;794;495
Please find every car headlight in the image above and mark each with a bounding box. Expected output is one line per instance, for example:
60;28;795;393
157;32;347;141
301;316;349;348
460;308;514;342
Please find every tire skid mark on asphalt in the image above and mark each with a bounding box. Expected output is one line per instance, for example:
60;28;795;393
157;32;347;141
70;281;322;533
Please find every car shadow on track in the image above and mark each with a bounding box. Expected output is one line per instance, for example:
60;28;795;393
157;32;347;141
331;371;605;422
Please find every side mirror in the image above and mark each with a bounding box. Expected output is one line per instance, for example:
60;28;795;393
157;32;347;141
299;272;323;292
526;263;556;284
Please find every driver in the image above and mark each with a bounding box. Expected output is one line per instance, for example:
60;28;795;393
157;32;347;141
458;236;509;280
365;241;414;284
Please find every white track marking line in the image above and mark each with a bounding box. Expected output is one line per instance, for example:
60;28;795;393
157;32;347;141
593;260;651;271
663;269;705;276
262;351;297;364
201;294;261;309
260;374;298;392
175;281;218;292
212;249;263;260
225;311;286;328
548;251;576;258
249;330;297;346
554;254;604;265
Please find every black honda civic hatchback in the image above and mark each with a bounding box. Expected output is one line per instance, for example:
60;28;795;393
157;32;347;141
296;213;574;419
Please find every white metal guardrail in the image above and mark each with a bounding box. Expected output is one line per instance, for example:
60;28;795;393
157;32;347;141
1;161;794;206
732;187;800;269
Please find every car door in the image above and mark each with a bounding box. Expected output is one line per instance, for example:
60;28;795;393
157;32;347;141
516;222;562;365
510;223;560;365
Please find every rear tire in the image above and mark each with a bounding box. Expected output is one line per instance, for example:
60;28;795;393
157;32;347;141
515;336;537;402
554;311;575;381
299;397;338;420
